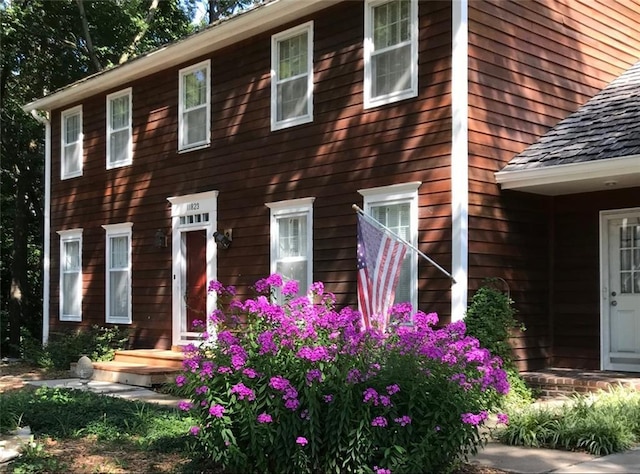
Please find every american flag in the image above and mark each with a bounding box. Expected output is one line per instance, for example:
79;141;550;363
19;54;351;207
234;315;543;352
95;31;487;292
357;213;407;331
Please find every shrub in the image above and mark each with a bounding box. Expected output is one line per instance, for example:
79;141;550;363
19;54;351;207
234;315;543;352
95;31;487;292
21;325;130;370
176;276;510;474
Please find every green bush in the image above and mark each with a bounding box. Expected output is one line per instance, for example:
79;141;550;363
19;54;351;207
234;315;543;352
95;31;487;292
21;325;130;370
176;277;510;474
497;385;640;455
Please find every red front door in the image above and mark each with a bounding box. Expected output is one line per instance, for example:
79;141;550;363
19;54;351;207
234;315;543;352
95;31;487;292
185;230;207;331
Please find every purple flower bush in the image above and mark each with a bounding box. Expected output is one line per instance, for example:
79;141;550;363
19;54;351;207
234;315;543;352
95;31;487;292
176;275;509;473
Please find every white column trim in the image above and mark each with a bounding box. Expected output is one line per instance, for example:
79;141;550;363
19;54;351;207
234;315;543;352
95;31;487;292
451;0;469;321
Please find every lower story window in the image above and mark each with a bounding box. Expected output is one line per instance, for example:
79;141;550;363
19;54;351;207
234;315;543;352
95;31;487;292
58;229;83;322
266;197;315;302
102;223;133;324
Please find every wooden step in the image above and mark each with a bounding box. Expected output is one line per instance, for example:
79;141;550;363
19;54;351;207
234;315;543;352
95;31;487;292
113;349;186;370
92;361;180;387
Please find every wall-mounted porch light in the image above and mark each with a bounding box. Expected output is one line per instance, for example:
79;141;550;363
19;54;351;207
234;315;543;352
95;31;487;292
213;229;232;249
154;229;168;248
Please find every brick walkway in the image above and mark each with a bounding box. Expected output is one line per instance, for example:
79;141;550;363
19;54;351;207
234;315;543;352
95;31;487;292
521;368;640;398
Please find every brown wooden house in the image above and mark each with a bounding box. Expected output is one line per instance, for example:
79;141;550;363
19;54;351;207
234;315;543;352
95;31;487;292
24;0;640;372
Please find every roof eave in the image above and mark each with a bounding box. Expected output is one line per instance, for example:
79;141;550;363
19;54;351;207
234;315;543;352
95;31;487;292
23;0;338;113
495;155;640;196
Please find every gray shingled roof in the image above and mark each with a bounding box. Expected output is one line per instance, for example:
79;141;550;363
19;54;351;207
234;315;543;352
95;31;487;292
502;60;640;172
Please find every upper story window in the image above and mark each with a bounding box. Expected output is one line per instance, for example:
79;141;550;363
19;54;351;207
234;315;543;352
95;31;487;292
266;197;315;301
103;222;133;324
271;21;314;130
58;229;83;322
61;105;83;179
179;60;211;151
364;0;418;109
359;182;420;310
106;88;132;169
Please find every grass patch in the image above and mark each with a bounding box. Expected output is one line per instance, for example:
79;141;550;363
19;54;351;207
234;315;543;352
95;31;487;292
497;385;640;455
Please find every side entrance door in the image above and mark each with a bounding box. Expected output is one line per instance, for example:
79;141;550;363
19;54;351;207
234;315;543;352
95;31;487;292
602;208;640;372
184;230;207;332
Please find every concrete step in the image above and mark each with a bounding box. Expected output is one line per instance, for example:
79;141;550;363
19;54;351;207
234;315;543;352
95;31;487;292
113;349;186;369
91;360;180;387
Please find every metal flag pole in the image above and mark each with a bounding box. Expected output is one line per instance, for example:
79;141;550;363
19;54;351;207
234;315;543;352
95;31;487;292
353;204;456;284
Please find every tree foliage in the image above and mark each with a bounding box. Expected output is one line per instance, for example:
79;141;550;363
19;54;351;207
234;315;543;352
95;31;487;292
0;0;202;355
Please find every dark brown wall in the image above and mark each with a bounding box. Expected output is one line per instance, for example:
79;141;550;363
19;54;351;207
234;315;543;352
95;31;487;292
48;1;454;348
468;0;640;369
551;188;640;369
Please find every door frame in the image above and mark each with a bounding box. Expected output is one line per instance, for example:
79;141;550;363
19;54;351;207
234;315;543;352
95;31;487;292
599;206;640;371
167;190;218;347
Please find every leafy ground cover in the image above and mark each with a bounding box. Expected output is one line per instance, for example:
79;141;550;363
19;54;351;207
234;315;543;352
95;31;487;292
0;363;507;474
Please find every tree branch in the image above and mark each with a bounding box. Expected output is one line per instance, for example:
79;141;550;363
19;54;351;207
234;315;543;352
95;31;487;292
75;0;103;71
119;0;160;64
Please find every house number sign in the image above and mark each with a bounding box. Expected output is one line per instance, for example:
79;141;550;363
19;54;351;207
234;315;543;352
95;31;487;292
186;202;200;211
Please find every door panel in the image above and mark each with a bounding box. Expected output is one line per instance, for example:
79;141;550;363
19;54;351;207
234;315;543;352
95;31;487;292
185;230;207;331
605;212;640;371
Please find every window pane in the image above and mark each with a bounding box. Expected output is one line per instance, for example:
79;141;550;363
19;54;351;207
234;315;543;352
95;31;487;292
184;69;207;109
276;260;307;295
110;129;129;164
64;143;81;174
278;216;307;258
65;114;80;143
185;107;207;145
373;0;409;49
372;44;411;97
277;76;308;121
63;272;80;316
279;33;308;80
110;95;129;130
372;203;410;304
110;270;129;318
110;236;128;268
63;241;80;270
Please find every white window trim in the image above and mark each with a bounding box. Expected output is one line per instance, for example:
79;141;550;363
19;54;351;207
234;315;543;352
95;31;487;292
102;222;133;324
60;105;83;179
106;88;133;169
57;229;83;322
359;182;420;311
271;21;314;131
178;60;211;152
266;197;315;298
363;0;419;109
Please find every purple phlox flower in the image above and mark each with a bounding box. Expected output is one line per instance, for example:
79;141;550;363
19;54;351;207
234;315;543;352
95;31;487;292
255;274;283;293
257;330;278;356
374;466;392;474
229;344;247;369
209;403;225;418
300;409;310;420
217;366;232;374
386;384;400;395
175;374;187;387
209;309;224;324
242;367;258;378
363;387;379;405
379;395;392;407
195;385;209;395
306;369;323;385
497;413;509;425
230;382;256;401
296;345;332;363
216;330;239;347
200;331;210;340
178;400;193;411
346;368;362;384
296;436;308;446
208;280;224;293
189;426;201;436
461;411;488;426
257;412;273;424
200;400;208;407
181;343;198;354
191;319;205;328
450;373;472;391
394;415;412;426
309;281;324;296
200;360;215;378
323;394;334;403
371;416;388;427
282;280;299;296
434;425;441;432
269;376;291;391
285;398;300;410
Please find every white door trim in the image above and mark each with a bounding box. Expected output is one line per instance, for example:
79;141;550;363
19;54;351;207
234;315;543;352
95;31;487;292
167;190;218;347
600;206;640;371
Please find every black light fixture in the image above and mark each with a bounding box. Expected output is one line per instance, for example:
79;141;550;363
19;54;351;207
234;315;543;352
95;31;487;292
154;228;168;248
213;229;232;249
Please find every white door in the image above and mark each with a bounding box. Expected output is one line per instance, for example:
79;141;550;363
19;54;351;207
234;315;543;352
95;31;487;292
602;209;640;372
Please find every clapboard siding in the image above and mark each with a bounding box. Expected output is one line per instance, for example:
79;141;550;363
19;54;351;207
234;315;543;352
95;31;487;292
468;0;640;369
48;1;454;346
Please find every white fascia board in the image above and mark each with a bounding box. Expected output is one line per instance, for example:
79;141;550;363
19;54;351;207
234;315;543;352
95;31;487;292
23;0;338;113
495;155;640;195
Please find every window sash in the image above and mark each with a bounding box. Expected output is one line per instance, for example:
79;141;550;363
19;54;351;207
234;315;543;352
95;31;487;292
104;225;132;324
62;109;82;178
179;61;210;150
59;233;82;321
107;91;131;167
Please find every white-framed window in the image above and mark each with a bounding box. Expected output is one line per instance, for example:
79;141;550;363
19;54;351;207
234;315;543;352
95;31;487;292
266;197;315;301
57;229;83;322
271;21;314;130
61;106;83;179
359;182;420;310
106;88;132;169
178;60;211;151
102;223;133;324
364;0;418;109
